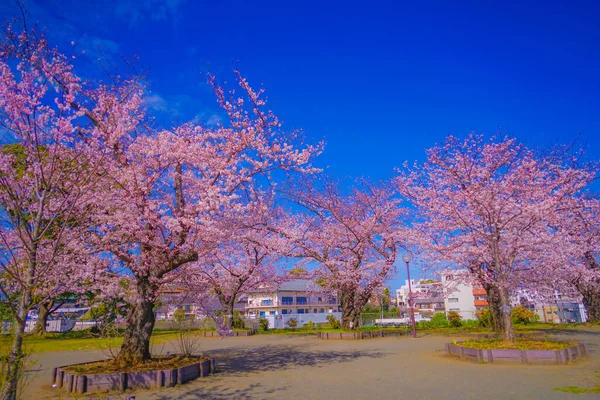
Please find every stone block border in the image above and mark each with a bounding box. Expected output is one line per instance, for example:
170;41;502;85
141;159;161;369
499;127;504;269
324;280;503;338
445;342;589;364
463;332;546;340
52;358;216;395
317;331;406;340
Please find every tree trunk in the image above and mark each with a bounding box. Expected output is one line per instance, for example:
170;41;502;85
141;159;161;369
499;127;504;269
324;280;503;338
340;289;361;329
1;294;30;400
224;302;235;330
33;299;54;336
576;279;600;323
485;283;515;342
114;279;157;365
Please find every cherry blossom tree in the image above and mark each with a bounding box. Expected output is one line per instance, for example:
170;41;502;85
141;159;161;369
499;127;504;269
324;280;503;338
183;201;285;330
0;19;321;371
396;134;594;341
547;196;600;322
85;71;321;364
0;26;102;399
276;178;404;329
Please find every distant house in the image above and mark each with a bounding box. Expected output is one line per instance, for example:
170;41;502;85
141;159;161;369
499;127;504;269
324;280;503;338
442;272;488;320
246;279;341;319
154;286;247;320
396;279;446;315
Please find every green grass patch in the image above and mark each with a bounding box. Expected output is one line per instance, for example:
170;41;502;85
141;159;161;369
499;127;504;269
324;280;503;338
457;338;576;351
554;370;600;394
553;385;600;394
0;328;250;354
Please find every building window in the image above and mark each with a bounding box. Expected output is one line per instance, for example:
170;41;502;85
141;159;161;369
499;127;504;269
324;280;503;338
317;297;323;303
320;308;325;313
282;309;288;315
281;297;293;305
261;299;273;306
296;297;307;305
297;309;305;314
448;298;459;303
269;311;276;316
314;308;318;313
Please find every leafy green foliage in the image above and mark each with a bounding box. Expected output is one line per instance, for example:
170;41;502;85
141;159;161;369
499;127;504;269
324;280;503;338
286;318;298;328
511;306;538;324
232;311;246;329
259;318;269;332
303;320;315;330
447;310;463;327
327;314;341;329
430;312;450;327
476;308;492;328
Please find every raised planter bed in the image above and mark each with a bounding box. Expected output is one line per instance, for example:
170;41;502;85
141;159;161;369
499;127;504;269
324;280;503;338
462;332;545;340
317;330;406;340
52;357;216;395
445;342;589;364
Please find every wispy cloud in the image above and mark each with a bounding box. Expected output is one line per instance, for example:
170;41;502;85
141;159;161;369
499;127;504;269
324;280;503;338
144;92;224;127
144;94;169;112
116;0;187;27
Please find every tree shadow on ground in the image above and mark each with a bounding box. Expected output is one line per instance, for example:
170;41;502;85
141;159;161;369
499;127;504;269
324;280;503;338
151;383;270;400
207;344;386;377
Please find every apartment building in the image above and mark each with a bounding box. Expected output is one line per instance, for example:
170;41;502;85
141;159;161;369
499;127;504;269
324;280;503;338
246;279;341;318
442;273;488;320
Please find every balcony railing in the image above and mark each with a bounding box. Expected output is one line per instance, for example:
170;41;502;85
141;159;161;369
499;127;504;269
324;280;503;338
249;300;338;308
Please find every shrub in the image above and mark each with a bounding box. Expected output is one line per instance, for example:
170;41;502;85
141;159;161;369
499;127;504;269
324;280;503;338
511;306;536;324
286;318;298;328
258;318;269;332
476;308;492;328
447;311;463;327
430;312;450;328
303;320;315;330
327;314;341;329
231;311;246;330
171;308;201;356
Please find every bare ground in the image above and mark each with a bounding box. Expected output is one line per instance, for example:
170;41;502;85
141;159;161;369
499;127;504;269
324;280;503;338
26;327;600;400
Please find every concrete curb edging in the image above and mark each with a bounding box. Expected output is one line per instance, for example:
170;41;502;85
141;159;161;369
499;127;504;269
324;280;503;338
52;357;216;394
445;343;589;364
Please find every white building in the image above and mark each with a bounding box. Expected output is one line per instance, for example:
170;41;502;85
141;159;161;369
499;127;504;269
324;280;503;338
396;279;441;305
442;273;488;321
246;279;342;328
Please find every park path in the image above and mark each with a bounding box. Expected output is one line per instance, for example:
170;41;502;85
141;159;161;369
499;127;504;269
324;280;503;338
26;328;600;400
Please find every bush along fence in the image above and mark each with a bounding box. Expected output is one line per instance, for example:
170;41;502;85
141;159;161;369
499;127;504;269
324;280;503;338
317;330;406;340
52;358;216;395
445;343;589;365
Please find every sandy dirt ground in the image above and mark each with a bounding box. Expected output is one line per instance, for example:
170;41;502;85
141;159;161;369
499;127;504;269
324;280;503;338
26;327;600;400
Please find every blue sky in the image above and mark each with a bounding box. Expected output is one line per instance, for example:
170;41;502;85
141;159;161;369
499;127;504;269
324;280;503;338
2;0;599;290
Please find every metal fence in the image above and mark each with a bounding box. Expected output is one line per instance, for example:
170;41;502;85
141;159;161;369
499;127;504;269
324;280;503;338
264;312;342;329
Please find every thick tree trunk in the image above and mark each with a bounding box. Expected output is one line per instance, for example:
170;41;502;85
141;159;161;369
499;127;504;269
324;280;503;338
224;302;235;330
1;294;30;400
115;279;157;365
485;283;515;342
340;289;361;329
33;299;54;336
576;279;600;323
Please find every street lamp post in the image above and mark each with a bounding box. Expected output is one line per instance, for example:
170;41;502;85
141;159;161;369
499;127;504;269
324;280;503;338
403;253;417;338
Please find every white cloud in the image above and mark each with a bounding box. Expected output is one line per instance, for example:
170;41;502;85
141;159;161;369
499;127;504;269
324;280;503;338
205;114;223;127
116;0;187;27
144;94;168;111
